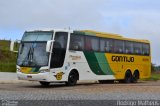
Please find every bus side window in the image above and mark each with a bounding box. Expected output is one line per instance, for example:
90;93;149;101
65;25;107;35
114;40;124;53
85;36;92;51
100;38;112;53
142;43;150;56
105;39;113;53
53;41;61;49
85;36;99;52
50;32;68;68
100;38;105;52
91;37;99;52
69;34;84;51
124;41;133;54
133;42;142;55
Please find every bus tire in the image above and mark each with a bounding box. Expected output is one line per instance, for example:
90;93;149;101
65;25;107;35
66;70;78;86
99;80;106;84
132;70;139;83
124;71;132;83
99;80;114;84
39;81;50;86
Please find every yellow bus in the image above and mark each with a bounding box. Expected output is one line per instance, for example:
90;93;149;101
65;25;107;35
10;29;151;86
78;30;151;83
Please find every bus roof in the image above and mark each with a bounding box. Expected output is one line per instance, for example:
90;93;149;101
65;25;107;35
75;30;150;44
25;29;150;43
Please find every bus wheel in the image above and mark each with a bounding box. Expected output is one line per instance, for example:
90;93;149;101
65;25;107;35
99;80;114;84
66;71;78;86
132;71;139;83
124;71;132;83
39;81;50;86
99;80;106;84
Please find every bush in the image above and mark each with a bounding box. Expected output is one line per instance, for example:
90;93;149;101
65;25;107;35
0;40;17;72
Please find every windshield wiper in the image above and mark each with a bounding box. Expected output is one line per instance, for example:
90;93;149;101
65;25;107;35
27;46;34;63
21;43;35;66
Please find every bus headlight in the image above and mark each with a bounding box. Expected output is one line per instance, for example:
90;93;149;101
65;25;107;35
39;69;49;73
17;68;21;72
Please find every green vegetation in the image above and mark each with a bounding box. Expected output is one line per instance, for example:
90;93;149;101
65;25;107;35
0;40;17;72
141;63;160;81
150;73;160;81
141;73;160;81
145;63;160;81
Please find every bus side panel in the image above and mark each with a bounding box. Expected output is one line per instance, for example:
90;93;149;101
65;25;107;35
66;51;98;80
66;51;116;80
105;53;151;80
65;51;151;81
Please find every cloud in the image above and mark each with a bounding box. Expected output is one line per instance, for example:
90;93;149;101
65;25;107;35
0;0;160;65
100;1;160;65
0;0;107;29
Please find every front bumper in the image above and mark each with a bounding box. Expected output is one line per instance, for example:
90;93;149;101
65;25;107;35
17;72;50;82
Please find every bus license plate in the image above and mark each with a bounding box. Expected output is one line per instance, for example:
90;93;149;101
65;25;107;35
27;76;32;78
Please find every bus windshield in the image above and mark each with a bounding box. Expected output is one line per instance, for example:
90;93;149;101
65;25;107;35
22;31;53;41
17;31;53;67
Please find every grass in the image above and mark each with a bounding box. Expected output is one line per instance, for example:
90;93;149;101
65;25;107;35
149;73;160;81
141;72;160;81
0;62;16;72
0;40;17;72
0;40;10;51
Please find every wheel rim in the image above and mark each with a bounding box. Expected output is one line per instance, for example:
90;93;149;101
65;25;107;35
69;72;77;84
70;74;76;83
133;72;139;82
125;72;131;83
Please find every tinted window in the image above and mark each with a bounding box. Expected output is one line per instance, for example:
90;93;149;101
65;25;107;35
85;36;99;51
142;43;150;55
50;32;68;68
69;34;85;51
100;39;105;52
114;40;124;53
124;41;133;54
133;42;142;55
100;38;113;52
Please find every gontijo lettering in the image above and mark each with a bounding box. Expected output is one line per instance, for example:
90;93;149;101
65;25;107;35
112;56;134;62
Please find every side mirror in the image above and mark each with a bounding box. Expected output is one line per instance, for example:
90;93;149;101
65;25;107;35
10;41;20;53
46;40;54;52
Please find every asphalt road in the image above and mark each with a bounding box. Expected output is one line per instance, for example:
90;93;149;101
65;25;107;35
0;72;17;81
0;81;160;106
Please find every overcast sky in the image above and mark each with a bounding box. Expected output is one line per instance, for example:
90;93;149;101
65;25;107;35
0;0;160;65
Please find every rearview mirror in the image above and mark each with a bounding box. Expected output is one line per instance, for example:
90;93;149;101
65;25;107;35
46;40;54;52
